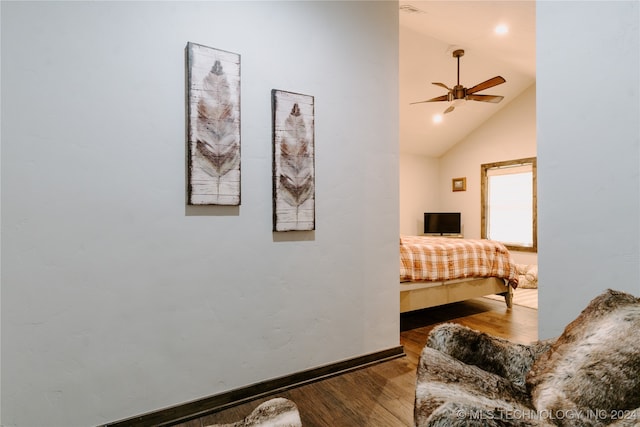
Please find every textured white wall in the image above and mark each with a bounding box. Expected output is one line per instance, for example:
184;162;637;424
0;2;399;426
537;1;640;338
399;153;440;235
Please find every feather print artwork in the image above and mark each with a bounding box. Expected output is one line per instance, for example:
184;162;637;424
278;104;314;208
272;90;315;231
187;42;241;205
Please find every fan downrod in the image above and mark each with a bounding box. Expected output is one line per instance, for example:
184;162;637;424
452;49;465;96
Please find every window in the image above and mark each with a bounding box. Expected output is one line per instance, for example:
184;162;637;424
481;157;537;252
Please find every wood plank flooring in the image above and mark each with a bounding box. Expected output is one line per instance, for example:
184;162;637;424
172;297;537;427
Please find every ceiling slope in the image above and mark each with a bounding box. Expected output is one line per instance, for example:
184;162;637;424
400;1;535;157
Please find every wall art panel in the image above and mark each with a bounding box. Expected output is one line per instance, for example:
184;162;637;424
272;90;315;231
186;42;241;205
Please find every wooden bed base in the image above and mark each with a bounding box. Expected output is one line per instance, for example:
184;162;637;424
400;277;513;313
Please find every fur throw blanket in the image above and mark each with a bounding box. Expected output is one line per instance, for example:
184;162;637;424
205;398;302;427
415;289;640;426
527;289;640;426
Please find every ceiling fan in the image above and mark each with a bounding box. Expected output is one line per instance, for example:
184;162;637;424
411;49;506;115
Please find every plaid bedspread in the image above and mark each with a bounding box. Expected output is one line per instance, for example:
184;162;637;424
400;235;518;287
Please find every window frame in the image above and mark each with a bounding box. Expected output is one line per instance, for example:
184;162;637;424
481;157;537;252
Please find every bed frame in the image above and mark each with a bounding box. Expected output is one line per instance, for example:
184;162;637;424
400;277;513;313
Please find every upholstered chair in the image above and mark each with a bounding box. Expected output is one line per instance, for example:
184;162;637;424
414;289;640;427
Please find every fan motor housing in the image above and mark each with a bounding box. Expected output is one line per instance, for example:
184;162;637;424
453;85;466;100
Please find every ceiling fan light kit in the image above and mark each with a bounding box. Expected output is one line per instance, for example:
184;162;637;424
411;49;506;115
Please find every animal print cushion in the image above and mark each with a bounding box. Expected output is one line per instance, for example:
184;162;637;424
526;289;640;425
516;264;538;289
204;398;301;427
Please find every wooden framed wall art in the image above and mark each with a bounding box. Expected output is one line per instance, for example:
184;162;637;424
186;42;241;205
272;90;315;231
452;177;467;192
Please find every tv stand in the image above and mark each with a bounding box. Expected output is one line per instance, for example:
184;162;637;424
423;233;463;238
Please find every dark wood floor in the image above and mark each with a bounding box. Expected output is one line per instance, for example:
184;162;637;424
172;297;537;427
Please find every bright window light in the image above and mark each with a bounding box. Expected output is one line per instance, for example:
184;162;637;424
481;158;537;252
487;172;532;245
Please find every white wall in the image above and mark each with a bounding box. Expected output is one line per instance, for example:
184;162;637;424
0;2;399;426
537;1;640;338
399;153;439;235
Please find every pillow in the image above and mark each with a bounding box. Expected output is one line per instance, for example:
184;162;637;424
526;289;640;425
516;264;538;289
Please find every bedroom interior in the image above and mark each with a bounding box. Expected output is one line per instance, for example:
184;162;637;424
1;1;639;427
398;0;538;314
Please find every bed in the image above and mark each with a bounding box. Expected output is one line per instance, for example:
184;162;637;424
399;235;519;313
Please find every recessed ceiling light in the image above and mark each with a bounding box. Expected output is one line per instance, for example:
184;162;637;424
495;24;509;35
433;114;443;124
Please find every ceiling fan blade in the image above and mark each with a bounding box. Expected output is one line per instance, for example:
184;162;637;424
410;94;449;105
466;94;504;103
466;76;506;95
443;105;455;114
432;82;452;91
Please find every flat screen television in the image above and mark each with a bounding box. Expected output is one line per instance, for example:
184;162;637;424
424;212;461;235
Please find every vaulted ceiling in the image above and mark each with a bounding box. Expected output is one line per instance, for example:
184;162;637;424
400;1;536;157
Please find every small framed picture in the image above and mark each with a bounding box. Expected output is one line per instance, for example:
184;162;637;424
452;177;466;192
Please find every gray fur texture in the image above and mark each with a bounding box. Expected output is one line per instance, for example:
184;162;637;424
415;289;640;427
527;289;640;426
427;323;553;387
205;398;302;427
416;324;554;426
